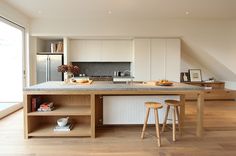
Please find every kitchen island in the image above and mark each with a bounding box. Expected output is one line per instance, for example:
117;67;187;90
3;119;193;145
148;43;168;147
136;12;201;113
24;81;204;138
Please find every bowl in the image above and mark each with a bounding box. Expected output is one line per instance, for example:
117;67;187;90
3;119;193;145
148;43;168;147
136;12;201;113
57;117;69;127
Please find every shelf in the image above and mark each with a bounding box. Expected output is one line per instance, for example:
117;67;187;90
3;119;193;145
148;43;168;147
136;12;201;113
37;52;64;55
28;105;91;116
28;123;91;137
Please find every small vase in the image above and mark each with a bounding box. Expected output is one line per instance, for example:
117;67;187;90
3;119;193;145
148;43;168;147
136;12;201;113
64;72;74;83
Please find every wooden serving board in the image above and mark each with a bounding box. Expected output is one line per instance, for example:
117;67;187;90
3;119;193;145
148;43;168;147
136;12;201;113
77;80;93;85
145;81;173;86
70;80;93;85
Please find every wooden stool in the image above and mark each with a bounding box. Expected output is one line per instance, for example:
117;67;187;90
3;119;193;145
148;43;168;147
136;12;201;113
162;100;182;141
141;102;163;147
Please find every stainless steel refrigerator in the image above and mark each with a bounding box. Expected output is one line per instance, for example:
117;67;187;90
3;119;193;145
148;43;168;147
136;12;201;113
37;54;63;84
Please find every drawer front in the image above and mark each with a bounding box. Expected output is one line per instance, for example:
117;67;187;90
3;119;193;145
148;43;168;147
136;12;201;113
185;90;236;100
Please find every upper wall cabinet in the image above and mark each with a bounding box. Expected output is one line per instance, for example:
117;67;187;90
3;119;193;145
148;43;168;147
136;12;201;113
101;40;132;62
70;40;102;62
70;39;132;62
133;38;180;82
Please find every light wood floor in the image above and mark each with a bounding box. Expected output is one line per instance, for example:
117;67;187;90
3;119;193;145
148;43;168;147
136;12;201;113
1;100;236;156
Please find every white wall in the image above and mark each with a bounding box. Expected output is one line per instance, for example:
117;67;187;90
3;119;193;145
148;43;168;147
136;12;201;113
0;1;30;86
30;18;236;87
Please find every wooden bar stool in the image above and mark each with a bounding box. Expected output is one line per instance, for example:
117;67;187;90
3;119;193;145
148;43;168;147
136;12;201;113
141;102;163;147
162;100;182;141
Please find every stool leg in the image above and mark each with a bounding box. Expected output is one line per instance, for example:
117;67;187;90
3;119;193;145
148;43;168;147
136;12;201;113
162;105;170;132
176;106;181;134
154;108;161;147
141;108;150;139
172;107;177;141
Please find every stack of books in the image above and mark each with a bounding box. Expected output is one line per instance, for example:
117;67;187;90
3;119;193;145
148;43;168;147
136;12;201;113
54;123;73;132
37;102;54;112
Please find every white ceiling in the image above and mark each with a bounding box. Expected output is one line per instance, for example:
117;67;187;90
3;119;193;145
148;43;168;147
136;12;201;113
4;0;236;20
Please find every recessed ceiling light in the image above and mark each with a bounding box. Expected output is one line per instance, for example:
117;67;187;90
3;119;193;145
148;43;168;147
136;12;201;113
107;10;112;15
185;11;190;15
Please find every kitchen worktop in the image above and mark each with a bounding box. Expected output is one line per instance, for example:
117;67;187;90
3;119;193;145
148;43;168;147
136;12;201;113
24;81;203;91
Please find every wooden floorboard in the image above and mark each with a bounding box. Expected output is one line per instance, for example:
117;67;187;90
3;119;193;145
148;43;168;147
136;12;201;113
1;100;236;156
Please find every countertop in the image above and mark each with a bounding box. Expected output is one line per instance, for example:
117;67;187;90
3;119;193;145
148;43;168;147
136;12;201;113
24;81;203;91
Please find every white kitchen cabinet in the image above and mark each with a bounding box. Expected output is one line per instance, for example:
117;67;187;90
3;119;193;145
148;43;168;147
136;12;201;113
70;39;132;62
101;40;132;62
133;39;151;81
133;38;180;82
70;40;102;62
165;39;180;82
150;39;166;81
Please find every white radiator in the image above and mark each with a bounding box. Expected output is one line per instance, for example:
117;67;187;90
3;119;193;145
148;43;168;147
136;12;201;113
103;96;179;124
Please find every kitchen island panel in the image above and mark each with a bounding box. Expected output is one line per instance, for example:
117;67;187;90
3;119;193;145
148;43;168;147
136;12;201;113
24;81;204;138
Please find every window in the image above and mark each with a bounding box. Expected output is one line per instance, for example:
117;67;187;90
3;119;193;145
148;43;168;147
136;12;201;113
0;17;24;117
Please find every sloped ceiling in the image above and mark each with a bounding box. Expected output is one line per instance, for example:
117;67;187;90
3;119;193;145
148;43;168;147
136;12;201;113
181;39;236;81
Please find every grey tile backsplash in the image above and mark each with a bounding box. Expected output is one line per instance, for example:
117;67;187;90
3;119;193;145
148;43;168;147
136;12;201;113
72;62;131;77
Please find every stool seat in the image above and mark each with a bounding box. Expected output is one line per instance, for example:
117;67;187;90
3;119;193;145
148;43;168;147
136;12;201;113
165;100;181;106
145;102;163;109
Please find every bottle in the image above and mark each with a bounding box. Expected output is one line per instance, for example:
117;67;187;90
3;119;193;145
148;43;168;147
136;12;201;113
183;73;188;81
114;71;117;77
118;71;121;77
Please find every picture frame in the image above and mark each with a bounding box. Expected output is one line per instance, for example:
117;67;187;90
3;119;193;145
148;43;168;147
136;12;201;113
189;69;202;82
180;72;190;82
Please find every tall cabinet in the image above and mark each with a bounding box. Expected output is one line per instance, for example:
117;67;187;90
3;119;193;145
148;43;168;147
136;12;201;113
132;39;151;81
133;38;180;82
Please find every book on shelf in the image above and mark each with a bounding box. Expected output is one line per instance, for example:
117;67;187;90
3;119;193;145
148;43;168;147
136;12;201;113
56;42;63;52
54;123;73;132
37;102;54;112
31;96;42;112
50;42;63;53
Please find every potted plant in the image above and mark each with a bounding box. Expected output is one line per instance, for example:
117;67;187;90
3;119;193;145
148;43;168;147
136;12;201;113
57;65;79;83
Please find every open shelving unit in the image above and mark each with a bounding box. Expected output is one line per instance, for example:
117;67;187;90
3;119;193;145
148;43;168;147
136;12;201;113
25;94;94;138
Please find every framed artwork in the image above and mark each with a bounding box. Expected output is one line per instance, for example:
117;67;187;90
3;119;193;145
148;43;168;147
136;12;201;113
180;72;190;82
189;69;202;82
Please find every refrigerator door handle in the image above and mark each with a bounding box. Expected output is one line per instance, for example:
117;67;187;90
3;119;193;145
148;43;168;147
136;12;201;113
48;56;51;81
46;56;48;81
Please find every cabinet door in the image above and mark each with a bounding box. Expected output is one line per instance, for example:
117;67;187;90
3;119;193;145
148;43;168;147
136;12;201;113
101;40;132;62
133;39;150;81
165;39;180;82
150;39;166;81
70;40;102;62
